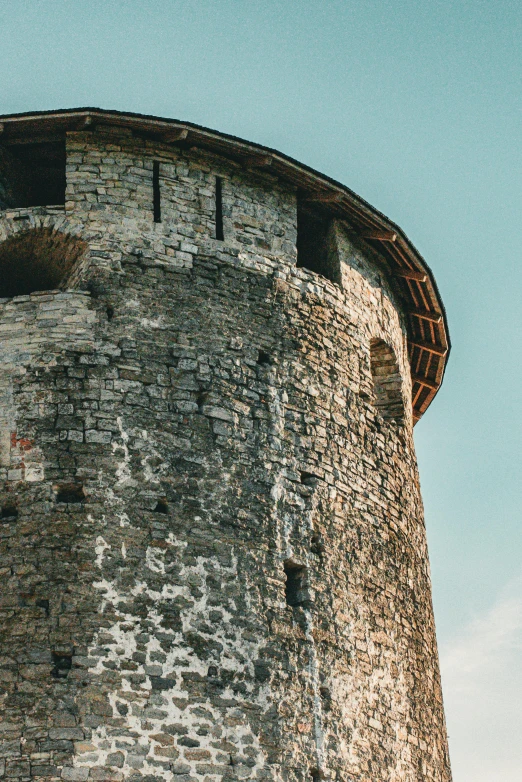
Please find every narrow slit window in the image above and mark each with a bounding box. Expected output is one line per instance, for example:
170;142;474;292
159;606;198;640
153;161;161;223
215;176;224;240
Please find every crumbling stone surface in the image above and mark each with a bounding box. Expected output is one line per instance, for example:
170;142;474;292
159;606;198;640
0;127;451;781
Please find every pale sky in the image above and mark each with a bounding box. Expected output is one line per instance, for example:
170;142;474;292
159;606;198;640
1;1;521;778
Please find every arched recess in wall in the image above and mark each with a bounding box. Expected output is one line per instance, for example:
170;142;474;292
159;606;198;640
0;228;88;298
370;338;405;422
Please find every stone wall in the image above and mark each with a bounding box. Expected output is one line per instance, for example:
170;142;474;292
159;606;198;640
0;127;451;782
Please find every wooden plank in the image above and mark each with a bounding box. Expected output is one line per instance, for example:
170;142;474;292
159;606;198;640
3;133;64;145
360;229;397;242
410;340;447;357
409;308;442;323
411;374;439;391
305;191;344;203
395;268;427;282
242;154;273;168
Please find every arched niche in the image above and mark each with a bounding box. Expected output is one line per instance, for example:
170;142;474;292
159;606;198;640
0;228;88;299
370;338;405;421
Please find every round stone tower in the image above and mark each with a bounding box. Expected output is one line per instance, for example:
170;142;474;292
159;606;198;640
0;109;451;782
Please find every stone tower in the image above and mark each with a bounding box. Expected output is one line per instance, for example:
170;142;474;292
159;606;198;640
0;109;451;782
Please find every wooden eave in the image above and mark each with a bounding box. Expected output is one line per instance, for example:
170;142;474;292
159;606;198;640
0;107;450;422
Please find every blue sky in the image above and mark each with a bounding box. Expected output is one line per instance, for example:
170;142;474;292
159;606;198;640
1;1;521;778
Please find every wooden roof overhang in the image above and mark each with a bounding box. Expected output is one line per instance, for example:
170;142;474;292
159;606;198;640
0;107;450;422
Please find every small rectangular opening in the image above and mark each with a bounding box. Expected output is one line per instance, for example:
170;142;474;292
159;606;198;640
153;161;161;223
284;561;309;607
0;141;66;209
1;505;18;520
215;176;224;241
257;350;271;366
153;498;168;514
296;201;340;286
51;651;72;678
55;482;85;504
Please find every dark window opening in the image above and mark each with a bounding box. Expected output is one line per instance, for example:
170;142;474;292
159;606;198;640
55;482;85;504
0;228;88;299
215;176;224;241
1;505;18;520
284;560;309;607
51;652;72;678
257;350;271;366
153;498;168;514
153;161;161;223
0;141;66;210
296;201;340;285
36;598;50;616
310;532;325;556
196;391;208;411
106;304;114;321
300;471;319;486
370;338;404;421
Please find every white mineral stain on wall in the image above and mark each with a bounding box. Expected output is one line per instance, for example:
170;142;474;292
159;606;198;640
112;417;134;487
94;536;110;568
77;535;270;781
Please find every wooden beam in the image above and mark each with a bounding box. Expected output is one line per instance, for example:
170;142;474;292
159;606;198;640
395;268;427;282
305;191;344;204
163;128;189;143
409;340;447;357
411;374;439;391
360;229;397;242
3;133;64;145
409;308;442;323
242;154;273;169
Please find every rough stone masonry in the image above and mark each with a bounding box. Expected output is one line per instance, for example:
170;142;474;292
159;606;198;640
0;109;452;782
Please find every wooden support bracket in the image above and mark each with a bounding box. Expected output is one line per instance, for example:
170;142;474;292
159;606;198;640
395;268;427;282
409;308;442;323
360;229;397;242
0;123;4;135
305;191;344;204
163;128;189;143
412;374;439;391
410;340;447;357
242;154;273;169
